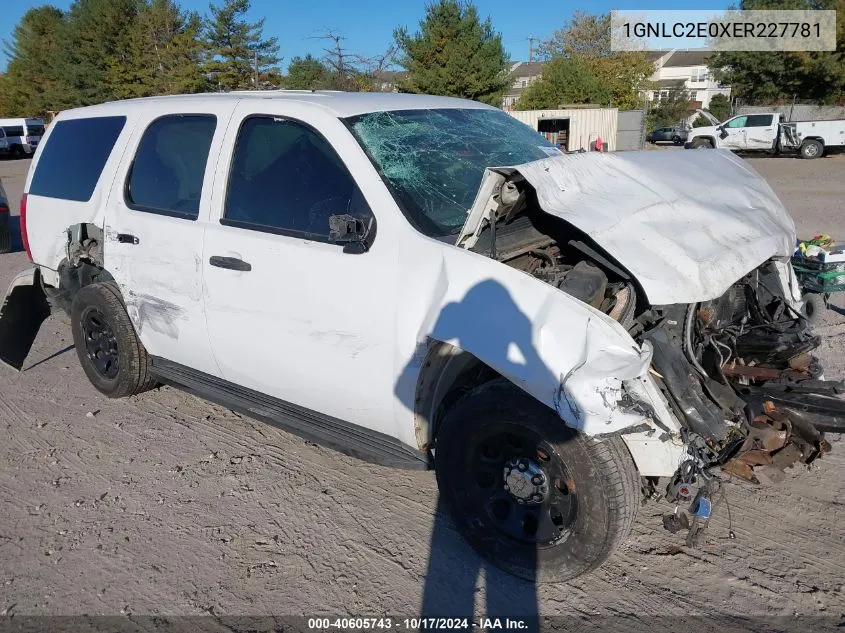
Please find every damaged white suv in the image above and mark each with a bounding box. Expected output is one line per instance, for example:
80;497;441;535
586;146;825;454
1;92;841;582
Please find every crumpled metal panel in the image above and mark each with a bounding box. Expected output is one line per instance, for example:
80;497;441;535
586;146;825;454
460;149;796;305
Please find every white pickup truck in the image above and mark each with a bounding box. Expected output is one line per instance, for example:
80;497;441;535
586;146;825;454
686;112;845;158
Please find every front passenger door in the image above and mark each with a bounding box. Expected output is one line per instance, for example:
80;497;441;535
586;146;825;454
720;116;748;150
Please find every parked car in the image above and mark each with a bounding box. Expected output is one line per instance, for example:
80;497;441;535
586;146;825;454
0;118;46;158
647;126;687;145
0;128;10;157
0;179;9;253
0;93;840;582
686;112;845;158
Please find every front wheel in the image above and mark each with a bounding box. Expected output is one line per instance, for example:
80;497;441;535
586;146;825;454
71;282;157;398
434;379;639;582
692;138;714;149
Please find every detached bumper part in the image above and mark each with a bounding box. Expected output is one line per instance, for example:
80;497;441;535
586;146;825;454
0;268;51;371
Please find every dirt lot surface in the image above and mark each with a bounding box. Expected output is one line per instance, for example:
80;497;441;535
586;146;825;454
1;153;844;625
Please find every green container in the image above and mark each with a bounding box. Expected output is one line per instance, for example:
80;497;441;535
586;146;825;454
792;256;845;293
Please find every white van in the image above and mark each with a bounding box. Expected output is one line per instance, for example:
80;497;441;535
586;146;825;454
0;118;46;158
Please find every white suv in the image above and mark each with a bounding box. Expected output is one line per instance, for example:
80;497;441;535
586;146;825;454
0;92;838;581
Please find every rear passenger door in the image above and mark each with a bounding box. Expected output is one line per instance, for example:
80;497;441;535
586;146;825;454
106;104;235;376
743;114;777;150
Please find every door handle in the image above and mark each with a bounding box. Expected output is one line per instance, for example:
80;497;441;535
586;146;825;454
117;233;139;245
209;255;251;271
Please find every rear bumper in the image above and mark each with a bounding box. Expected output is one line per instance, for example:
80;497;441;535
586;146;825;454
0;267;51;371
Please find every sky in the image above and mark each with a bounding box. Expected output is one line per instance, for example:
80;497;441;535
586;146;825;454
1;0;730;72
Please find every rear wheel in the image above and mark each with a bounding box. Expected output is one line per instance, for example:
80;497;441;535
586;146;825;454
71;282;156;398
434;379;639;582
800;139;823;159
10;145;23;159
692;138;714;149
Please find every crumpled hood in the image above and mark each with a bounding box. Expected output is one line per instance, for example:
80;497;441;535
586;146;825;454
459;149;796;305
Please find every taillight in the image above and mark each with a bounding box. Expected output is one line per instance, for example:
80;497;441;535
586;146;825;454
20;193;32;261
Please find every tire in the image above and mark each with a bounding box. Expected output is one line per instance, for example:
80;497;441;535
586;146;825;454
0;226;9;254
692;138;714;149
434;379;639;582
10;145;23;159
800;139;823;159
70;282;156;398
802;292;826;325
672;135;682;145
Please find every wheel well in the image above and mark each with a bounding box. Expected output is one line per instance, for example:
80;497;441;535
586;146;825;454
693;136;715;145
802;136;824;144
413;341;500;453
45;223;115;314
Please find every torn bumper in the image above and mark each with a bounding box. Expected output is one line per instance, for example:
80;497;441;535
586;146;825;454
0;267;51;371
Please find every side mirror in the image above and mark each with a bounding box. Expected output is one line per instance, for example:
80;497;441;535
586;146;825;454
329;214;373;254
718;126;729;139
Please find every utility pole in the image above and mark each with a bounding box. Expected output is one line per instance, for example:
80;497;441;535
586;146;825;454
528;35;538;62
253;50;259;88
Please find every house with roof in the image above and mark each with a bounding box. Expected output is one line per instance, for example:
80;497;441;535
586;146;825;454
647;49;730;109
502;61;545;110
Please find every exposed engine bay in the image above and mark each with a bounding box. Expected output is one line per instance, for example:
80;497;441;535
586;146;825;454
468;175;845;546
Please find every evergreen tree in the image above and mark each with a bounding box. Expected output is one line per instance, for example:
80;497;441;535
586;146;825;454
394;0;509;105
709;0;845;104
203;0;281;91
284;54;331;89
2;6;69;116
131;0;209;96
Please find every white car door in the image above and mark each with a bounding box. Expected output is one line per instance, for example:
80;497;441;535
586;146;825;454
105;102;236;376
719;115;748;150
202;101;402;438
743;114;778;150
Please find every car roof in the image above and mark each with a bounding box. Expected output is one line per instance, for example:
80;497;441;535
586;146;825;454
57;91;496;120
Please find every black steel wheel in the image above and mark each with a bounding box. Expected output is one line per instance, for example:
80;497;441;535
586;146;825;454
467;423;578;547
435;379;639;582
71;282;157;398
80;307;120;379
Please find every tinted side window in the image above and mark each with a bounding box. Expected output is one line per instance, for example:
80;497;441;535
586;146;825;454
745;114;774;127
223;116;371;240
3;127;24;137
724;116;748;129
126;115;217;220
29;116;126;202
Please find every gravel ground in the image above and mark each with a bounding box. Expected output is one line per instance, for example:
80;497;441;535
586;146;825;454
0;153;844;625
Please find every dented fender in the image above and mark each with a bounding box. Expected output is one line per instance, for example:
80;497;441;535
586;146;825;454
394;240;680;439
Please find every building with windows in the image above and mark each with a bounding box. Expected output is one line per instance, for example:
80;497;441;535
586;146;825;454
502;62;545;110
646;50;730;109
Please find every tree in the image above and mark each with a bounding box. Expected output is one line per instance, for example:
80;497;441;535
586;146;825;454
536;11;611;59
130;0;209;96
648;84;695;129
284;54;330;89
708;0;845;104
2;6;70;116
394;0;510;105
528;11;654;110
516;56;611;109
59;0;144;106
707;93;732;122
203;0;280;91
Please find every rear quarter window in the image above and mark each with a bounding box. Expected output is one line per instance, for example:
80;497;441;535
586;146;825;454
29;116;126;202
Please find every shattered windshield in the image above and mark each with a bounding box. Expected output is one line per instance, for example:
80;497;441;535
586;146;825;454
347;108;557;237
